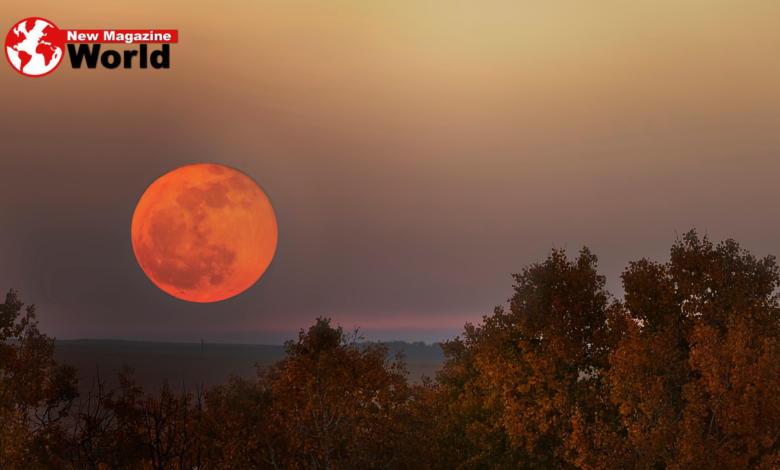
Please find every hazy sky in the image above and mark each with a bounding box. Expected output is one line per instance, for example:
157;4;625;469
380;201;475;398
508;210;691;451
2;1;780;343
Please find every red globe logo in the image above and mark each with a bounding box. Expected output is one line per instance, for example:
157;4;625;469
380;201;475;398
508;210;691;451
5;18;64;77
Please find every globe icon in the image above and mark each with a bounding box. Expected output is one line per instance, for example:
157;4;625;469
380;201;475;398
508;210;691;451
5;18;64;77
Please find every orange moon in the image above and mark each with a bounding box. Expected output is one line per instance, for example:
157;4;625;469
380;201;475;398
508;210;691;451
131;164;278;303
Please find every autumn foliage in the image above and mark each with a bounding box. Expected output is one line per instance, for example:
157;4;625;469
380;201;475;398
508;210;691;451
3;230;780;469
418;231;780;470
204;318;430;469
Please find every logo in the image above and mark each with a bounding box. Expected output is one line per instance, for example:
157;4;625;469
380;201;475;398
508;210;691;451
5;17;178;77
5;18;63;77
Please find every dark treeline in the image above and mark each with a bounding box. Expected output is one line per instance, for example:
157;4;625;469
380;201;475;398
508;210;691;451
53;339;445;362
3;230;780;469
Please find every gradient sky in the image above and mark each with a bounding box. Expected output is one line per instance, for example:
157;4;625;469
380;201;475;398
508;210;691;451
2;1;780;343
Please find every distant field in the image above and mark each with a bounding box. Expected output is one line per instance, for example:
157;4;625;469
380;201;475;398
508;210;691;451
53;340;444;397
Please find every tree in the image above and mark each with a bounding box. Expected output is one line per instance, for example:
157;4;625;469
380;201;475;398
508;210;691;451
577;231;780;470
0;290;79;469
67;370;131;470
204;317;428;470
429;248;629;469
415;313;529;470
493;247;625;468
67;365;205;470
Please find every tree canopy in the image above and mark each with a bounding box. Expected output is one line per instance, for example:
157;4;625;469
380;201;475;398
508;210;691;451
4;230;780;469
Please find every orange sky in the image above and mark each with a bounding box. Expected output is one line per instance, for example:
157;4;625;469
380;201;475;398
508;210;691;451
2;1;780;342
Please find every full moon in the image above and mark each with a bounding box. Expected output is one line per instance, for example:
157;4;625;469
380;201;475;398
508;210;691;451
131;164;278;303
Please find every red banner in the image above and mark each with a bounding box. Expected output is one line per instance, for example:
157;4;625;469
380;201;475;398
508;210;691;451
61;29;178;43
